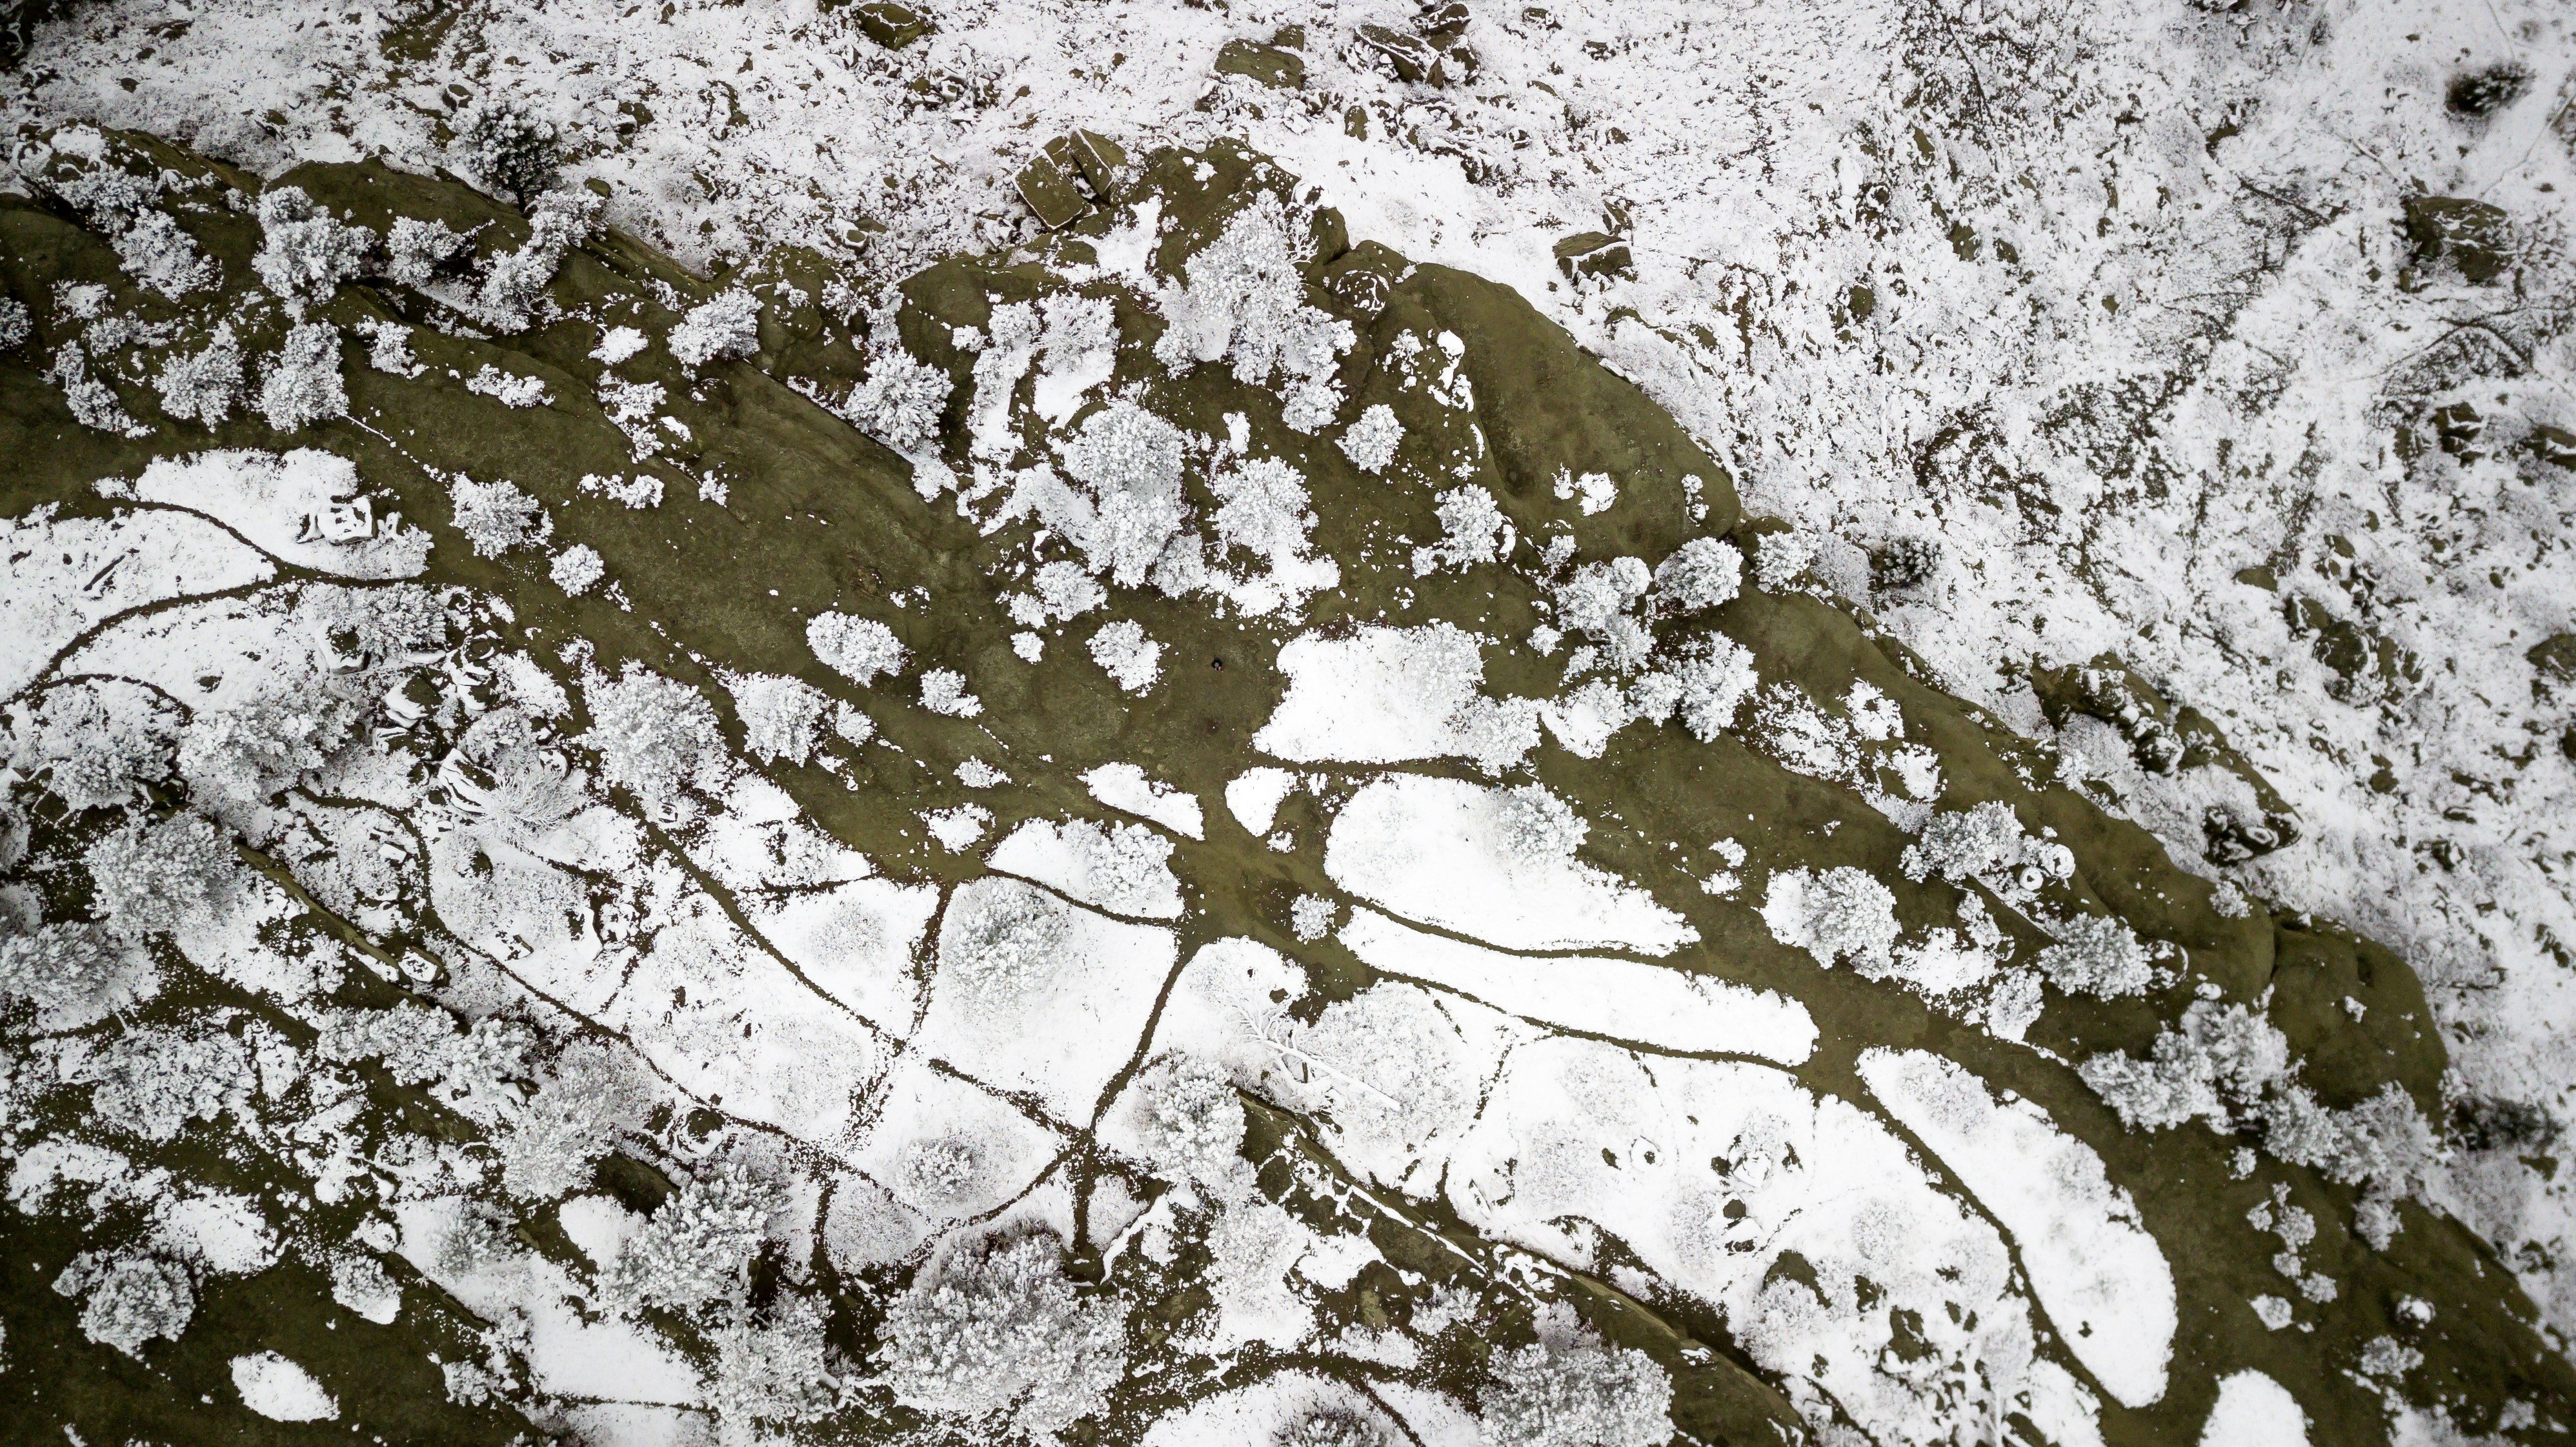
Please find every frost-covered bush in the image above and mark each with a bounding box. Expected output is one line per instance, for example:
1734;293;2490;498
1291;893;1338;942
605;1160;781;1315
85;813;248;938
669;289;762;370
448;476;550;557
584;665;728;807
1008;560;1109;627
1477;1337;1674;1447
316;1002;535;1127
1445;694;1544;776
1652;536;1742;613
493;1040;644;1200
1155;197;1352;397
807;612;907;685
0;297;31;351
1128;1050;1249;1196
549;543;604;596
2263;1080;2440;1204
53;1251;194;1358
1338;403;1403;473
74;1023;253;1141
178;691;361;805
52;343;148;436
727;672;835;764
257;323;347;432
1059;401;1189;587
920;667;984;718
0;922;154;1031
381;216;469;287
2078;1000;2290;1132
1670;632;1758;740
946;884;1069;994
1277;1406;1390;1447
1498;785;1589;862
474;190;596;330
898;1136;983;1203
12;683;176;809
876;1229;1126;1442
111;209;219;298
1089;620;1163;693
1209;455;1314;563
453;97;564;205
2034;914;2153;998
705;1291;843;1443
154;323;243;428
1414;485;1511;575
1761;866;1900;972
448;708;585;840
1553;558;1655;671
253;187;370;310
841;348;953;450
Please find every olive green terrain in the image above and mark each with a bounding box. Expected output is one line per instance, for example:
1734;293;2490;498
1;130;2568;1445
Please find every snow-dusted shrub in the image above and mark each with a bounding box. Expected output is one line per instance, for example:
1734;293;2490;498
920;667;984;718
178;691;361;805
74;1022;252;1141
360;319;421;376
1761;866;1900;972
1653;536;1742;613
381;216;469;287
110;208;219;298
453;97;563;205
1210;455;1315;562
1291;893;1337;942
1338;403;1403;473
1553;558;1655;671
466;364;550;408
1446;693;1544;776
898;1136;984;1203
705;1291;843;1442
669;289;762;370
448;476;549;557
605;1160;781;1315
2078;1000;2290;1132
842;348;953;450
154;323;243;428
807;612;907;685
727;672;834;764
13;683;176;809
1059;401;1189;587
2034;914;2153;998
1154;197;1353;403
2263;1080;2439;1203
1089;620;1163;693
578;471;663;509
0;297;31;351
473;190;596;329
876;1229;1126;1442
1278;1407;1390;1447
1414;485;1511;575
257;323;347;432
253;187;370;310
0;922;154;1031
492;1040;644;1200
1008;559;1110;627
52;343;148;436
1670;632;1758;740
316;1002;535;1128
1128;1050;1248;1195
584;664;728;807
1498;784;1589;862
549;543;604;596
53;1251;195;1358
447;708;585;840
84;813;248;938
1477;1337;1674;1447
1753;531;1813;591
946;883;1070;994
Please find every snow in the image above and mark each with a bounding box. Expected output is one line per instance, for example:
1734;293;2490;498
991;817;1184;920
2198;1371;2309;1447
1082;762;1205;840
558;1193;646;1268
1858;1049;2178;1408
1138;1373;1397;1447
1224;767;1298;836
1254;624;1533;770
230;1352;338;1422
1337;906;1813;1065
0;508;274;697
849;1054;1065;1221
914;876;1180;1120
747;878;940;1031
1324;774;1696;955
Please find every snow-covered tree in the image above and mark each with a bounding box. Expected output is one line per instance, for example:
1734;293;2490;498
1553;558;1655;673
2077;999;2289;1133
550;543;605;595
177;689;361;805
2034;914;2153;998
493;1039;646;1200
669;289;762;370
1338;403;1403;474
52;342;148;436
946;882;1070;995
727;671;835;764
705;1291;843;1444
1414;485;1511;575
252;187;370;310
807;612;907;685
841;347;953;451
1089;620;1163;693
381;216;469;287
1128;1050;1249;1197
154;323;243;428
920;667;984;718
1477;1336;1674;1447
1152;196;1351;405
257;322;347;432
74;1022;254;1142
0;922;156;1031
583;664;728;808
605;1159;781;1315
448;476;550;557
11;682;176;810
1498;784;1590;863
1058;401;1189;587
52;1251;195;1358
84;813;249;939
110;208;219;298
1651;537;1742;614
452;97;563;205
876;1229;1126;1442
1209;455;1315;563
1760;866;1900;972
1668;632;1757;741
